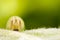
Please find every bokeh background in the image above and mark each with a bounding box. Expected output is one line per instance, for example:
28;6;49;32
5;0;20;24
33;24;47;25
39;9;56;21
0;0;59;30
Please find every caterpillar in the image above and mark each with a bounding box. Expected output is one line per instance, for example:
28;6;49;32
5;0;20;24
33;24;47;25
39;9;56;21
6;16;25;32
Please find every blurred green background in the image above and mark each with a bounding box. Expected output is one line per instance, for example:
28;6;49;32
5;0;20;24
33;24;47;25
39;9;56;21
0;0;59;30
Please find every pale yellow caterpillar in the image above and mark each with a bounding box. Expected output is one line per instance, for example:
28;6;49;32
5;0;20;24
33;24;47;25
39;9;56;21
6;16;25;32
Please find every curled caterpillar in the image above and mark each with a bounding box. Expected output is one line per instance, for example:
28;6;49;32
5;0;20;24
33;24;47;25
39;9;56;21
6;16;25;32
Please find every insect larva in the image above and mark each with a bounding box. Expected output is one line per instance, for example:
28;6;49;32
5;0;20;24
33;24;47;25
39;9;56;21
6;16;25;32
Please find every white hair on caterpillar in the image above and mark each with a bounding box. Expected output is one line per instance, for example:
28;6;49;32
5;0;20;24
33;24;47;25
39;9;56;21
0;29;43;40
6;16;25;31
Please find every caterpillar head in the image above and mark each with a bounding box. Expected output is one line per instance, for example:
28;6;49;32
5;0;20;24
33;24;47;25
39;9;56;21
6;16;25;32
